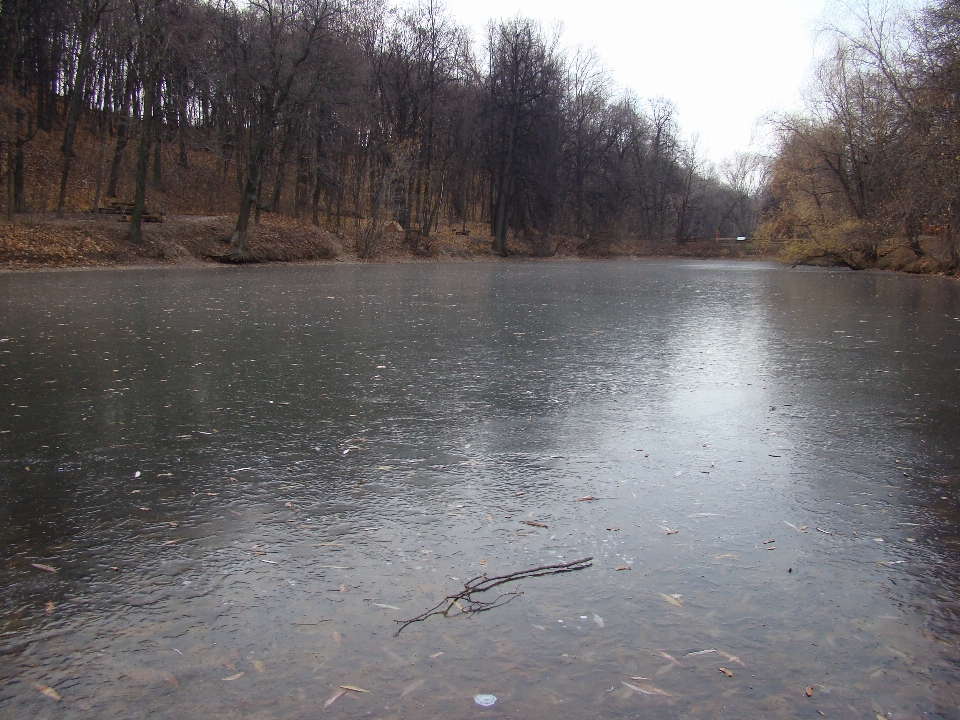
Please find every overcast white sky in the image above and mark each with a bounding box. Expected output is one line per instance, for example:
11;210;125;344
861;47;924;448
444;0;833;163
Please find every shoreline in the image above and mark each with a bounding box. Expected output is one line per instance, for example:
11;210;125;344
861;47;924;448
0;213;780;271
0;254;783;274
1;213;956;279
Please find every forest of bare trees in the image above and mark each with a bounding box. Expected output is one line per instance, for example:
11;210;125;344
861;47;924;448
0;0;762;259
761;0;960;272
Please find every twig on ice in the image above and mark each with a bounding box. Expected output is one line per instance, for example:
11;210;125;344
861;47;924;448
395;556;593;634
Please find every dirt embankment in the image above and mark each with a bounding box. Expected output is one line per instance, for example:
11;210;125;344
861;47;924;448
0;214;342;268
4;214;955;276
780;233;959;276
0;215;783;269
872;235;959;275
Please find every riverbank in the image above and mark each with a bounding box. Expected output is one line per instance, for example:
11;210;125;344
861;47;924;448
0;214;777;269
5;213;955;277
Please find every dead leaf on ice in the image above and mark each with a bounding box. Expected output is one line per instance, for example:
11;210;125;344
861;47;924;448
340;685;369;693
222;672;244;681
521;521;548;528
34;684;61;701
658;651;682;666
30;563;56;573
717;650;746;667
401;679;425;697
805;685;814;697
622;681;674;697
324;688;347;708
660;593;683;607
719;667;733;677
429;651;444;658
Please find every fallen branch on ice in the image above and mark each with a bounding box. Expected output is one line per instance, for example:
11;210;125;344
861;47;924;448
395;556;593;634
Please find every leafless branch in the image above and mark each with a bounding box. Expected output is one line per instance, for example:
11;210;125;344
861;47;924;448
395;556;593;635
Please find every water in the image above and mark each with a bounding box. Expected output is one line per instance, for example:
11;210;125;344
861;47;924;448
1;260;958;719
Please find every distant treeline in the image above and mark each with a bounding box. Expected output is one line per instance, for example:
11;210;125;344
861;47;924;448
0;0;761;257
762;0;960;270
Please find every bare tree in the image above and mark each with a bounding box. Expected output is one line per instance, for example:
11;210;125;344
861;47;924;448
563;46;611;239
218;0;338;258
483;17;564;256
1;0;772;254
717;151;766;236
55;0;111;217
127;0;169;245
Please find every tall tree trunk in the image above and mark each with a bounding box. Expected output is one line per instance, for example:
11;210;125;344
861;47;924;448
13;110;25;213
267;129;293;214
492;122;515;256
6;141;14;221
401;173;413;230
92;118;108;214
128;79;155;245
427;173;443;236
13;132;24;212
107;67;136;199
312;169;322;226
419;170;432;238
107;119;130;198
4;88;16;220
420;118;434;238
253;175;264;224
152;131;162;188
8;106;26;215
311;132;323;226
269;158;286;213
232;135;266;254
293;154;304;220
335;152;347;225
231;163;260;254
177;105;188;167
56;33;95;217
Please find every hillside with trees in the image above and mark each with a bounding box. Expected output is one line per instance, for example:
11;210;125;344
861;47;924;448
0;0;765;264
760;0;960;275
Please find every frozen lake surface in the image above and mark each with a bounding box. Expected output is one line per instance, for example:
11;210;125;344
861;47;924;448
1;260;959;718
